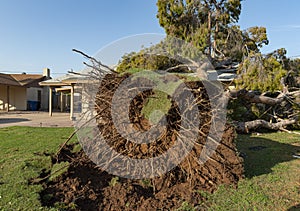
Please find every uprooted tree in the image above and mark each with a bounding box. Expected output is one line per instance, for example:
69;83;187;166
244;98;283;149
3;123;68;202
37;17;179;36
46;40;298;209
37;1;299;210
116;0;300;133
40;48;245;210
115;45;300;134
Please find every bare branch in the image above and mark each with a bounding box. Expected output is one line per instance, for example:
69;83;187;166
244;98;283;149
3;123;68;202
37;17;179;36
72;48;117;73
165;64;190;72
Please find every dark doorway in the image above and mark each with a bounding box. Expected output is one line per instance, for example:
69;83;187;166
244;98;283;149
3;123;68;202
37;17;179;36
37;90;42;110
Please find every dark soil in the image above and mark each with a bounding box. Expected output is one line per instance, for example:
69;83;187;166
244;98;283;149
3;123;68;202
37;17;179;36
38;73;244;210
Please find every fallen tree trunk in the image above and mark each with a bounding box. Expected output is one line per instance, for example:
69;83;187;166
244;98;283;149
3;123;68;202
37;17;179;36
234;118;298;134
229;89;286;106
228;89;299;133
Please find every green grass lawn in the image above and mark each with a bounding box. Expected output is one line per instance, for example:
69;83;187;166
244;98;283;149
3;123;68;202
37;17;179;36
0;127;77;211
203;132;300;211
0;127;299;210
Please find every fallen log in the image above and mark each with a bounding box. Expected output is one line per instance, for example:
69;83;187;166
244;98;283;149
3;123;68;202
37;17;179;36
227;87;300;133
234;118;298;134
228;89;286;106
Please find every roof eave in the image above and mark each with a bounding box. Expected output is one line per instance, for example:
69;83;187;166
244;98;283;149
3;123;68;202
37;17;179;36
39;81;69;86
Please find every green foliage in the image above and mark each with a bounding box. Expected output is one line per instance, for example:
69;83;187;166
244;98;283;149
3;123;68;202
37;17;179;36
117;51;185;73
289;58;300;73
157;0;202;41
155;0;273;64
236;52;287;92
156;0;243;60
109;176;119;187
116;36;208;74
244;26;269;52
268;48;287;61
215;25;244;61
227;98;252;121
119;1;270;74
284;57;300;88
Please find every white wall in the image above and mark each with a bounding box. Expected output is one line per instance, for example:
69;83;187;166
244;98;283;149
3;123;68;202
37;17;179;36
42;87;49;110
0;85;7;110
11;86;27;110
0;85;27;111
27;87;41;101
26;87;49;110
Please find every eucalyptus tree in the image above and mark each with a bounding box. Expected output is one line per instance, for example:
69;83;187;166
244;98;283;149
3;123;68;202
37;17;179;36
157;0;243;60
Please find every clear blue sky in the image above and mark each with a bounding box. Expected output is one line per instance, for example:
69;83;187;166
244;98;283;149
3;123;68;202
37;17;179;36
0;0;300;77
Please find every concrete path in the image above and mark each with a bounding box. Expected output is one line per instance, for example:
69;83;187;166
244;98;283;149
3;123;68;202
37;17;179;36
0;111;74;128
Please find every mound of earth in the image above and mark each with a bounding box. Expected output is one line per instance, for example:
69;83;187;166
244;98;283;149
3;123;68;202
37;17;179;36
39;73;244;210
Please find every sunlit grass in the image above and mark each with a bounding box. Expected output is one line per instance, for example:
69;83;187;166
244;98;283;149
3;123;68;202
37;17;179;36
0;127;76;211
203;132;300;210
0;127;299;210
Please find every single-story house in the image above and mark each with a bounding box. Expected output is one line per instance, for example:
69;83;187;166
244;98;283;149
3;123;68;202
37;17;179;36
0;68;51;111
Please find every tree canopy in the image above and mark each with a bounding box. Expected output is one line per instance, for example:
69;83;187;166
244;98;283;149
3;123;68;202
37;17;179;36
113;0;300;132
157;0;272;64
236;52;287;92
157;0;245;60
116;0;297;92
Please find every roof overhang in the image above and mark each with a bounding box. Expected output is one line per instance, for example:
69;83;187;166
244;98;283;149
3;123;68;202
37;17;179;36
55;87;72;92
39;81;69;86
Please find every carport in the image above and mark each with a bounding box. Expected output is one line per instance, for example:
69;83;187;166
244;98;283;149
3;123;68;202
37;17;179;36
39;73;88;120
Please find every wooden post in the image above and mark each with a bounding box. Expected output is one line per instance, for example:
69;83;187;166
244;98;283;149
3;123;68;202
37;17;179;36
70;84;74;120
65;93;68;109
49;87;53;116
60;92;64;112
6;86;10;112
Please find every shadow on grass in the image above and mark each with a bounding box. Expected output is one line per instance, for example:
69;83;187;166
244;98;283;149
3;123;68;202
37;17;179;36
237;135;300;178
288;204;300;211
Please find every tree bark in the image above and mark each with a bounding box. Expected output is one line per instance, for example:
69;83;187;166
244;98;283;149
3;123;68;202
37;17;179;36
229;89;285;106
234;118;298;134
207;10;212;61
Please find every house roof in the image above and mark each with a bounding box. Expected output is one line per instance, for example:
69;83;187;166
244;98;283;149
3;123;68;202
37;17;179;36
0;73;46;87
0;73;21;86
39;74;74;86
39;73;91;87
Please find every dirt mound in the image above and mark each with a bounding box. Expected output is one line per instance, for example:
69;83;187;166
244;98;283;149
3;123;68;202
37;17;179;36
39;73;244;210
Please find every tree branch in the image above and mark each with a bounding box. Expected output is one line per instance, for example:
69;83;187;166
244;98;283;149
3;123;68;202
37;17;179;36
229;89;286;106
72;49;117;73
234;118;298;134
